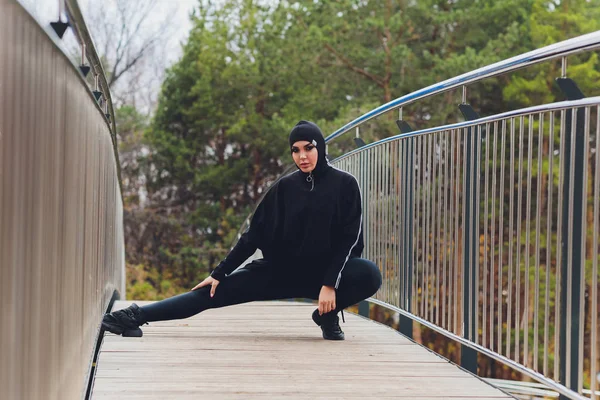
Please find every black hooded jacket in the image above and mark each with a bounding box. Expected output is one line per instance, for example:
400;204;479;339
210;121;364;288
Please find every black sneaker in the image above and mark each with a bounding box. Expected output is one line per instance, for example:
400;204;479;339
312;309;345;341
102;303;147;337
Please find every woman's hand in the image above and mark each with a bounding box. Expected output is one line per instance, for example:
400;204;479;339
191;276;220;297
318;285;336;315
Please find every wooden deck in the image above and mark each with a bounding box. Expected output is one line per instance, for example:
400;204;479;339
92;301;512;399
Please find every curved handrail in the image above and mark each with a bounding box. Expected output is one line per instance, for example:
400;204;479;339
325;30;600;143
65;0;117;136
63;0;123;194
335;96;600;161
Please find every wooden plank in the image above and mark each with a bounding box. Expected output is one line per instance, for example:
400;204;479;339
92;301;512;399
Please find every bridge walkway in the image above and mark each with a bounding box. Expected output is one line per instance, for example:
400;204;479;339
92;301;512;399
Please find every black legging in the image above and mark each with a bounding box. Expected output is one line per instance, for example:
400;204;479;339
141;258;382;322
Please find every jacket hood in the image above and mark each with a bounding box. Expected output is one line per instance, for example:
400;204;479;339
288;120;330;176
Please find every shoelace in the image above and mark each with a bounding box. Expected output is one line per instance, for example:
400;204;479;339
120;307;148;326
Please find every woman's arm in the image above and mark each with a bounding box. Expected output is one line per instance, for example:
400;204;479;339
322;176;362;289
209;228;260;281
209;183;277;281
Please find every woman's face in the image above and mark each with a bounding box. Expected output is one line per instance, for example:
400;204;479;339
291;140;318;173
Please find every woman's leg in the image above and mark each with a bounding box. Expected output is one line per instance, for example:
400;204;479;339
334;258;382;310
141;265;276;322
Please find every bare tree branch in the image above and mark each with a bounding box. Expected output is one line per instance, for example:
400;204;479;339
85;0;176;106
323;43;385;87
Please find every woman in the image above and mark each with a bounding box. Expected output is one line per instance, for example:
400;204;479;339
102;120;382;340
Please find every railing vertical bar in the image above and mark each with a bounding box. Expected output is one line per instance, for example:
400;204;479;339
436;133;443;327
412;136;419;315
364;149;369;260
425;134;432;321
525;114;534;367
534;112;544;372
499;119;507;354
446;129;457;332
398;142;403;304
361;151;366;259
516;115;525;364
432;133;438;324
422;135;427;318
390;143;395;307
382;144;387;304
476;125;482;344
369;148;374;263
392;141;397;307
590;105;600;400
483;122;490;348
407;137;413;313
387;142;393;305
462;126;469;341
405;138;411;309
415;136;421;316
442;132;449;330
413;140;418;314
374;145;379;297
371;146;376;275
363;150;368;260
544;111;555;377
454;129;461;334
507;117;516;358
415;138;421;316
395;140;400;307
566;108;577;388
380;144;386;303
434;133;439;325
555;109;566;381
577;107;590;394
451;129;457;332
490;120;498;352
386;142;390;305
371;146;376;278
404;139;408;309
383;143;389;304
399;140;404;306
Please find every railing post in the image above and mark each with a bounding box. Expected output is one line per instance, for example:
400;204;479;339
555;77;585;399
358;301;370;317
460;103;480;374
400;136;415;338
396;121;414;338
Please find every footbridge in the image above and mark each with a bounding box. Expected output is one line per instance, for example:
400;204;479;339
1;1;599;399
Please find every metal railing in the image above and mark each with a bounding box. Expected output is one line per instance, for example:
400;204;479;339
0;1;124;399
325;30;600;143
334;97;599;400
234;31;600;399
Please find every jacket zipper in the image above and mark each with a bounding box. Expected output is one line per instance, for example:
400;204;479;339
306;172;314;191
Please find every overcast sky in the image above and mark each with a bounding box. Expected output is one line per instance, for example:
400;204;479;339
17;0;205;112
136;0;198;65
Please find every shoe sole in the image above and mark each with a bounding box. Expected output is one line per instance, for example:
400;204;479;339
102;321;143;337
323;333;345;340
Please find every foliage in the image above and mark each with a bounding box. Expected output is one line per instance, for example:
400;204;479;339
113;1;600;383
